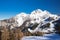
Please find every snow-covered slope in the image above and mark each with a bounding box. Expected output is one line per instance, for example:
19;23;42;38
14;12;29;26
13;9;60;33
21;33;60;40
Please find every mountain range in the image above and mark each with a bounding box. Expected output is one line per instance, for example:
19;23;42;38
0;9;60;40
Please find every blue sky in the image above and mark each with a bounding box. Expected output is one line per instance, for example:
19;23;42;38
0;0;60;19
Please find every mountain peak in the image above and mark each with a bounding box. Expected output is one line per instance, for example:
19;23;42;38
31;9;43;14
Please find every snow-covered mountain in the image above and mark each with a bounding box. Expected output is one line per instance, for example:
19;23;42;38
14;9;59;33
15;9;58;26
0;9;60;34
